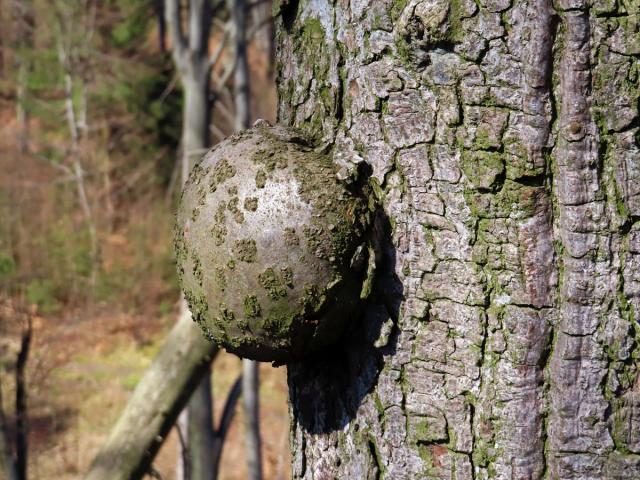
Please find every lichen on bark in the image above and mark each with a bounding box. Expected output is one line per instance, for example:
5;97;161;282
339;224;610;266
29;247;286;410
276;0;640;478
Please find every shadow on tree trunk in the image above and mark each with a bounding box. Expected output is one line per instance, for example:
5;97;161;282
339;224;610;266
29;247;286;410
287;204;402;434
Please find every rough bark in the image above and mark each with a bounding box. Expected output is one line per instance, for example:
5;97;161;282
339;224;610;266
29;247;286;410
84;315;218;480
275;0;640;478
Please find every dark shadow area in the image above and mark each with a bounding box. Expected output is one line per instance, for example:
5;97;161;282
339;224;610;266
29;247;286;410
2;403;75;454
287;202;403;434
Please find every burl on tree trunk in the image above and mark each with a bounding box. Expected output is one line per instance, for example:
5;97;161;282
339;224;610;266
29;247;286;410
274;0;640;478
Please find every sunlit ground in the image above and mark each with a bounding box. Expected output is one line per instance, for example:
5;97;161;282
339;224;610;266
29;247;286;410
1;303;290;479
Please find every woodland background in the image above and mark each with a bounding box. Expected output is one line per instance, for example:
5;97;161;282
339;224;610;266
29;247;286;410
0;1;289;478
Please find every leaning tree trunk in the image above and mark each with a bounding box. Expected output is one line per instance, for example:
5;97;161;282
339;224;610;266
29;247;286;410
276;0;640;478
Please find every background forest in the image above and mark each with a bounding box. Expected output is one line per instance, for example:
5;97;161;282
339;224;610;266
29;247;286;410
0;1;289;478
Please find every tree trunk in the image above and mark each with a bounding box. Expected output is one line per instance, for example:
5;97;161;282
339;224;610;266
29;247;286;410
186;372;216;480
0;379;18;480
276;0;640;478
13;0;34;154
182;73;211;182
14;319;31;480
242;360;263;480
228;2;264;476
230;0;250;132
179;76;216;479
164;1;218;478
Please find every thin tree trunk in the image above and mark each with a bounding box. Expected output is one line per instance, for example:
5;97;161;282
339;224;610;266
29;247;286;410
212;376;242;474
190;376;213;480
178;67;214;480
13;0;34;154
84;314;218;480
175;400;189;480
165;2;217;478
0;378;18;480
230;0;250;132
153;0;167;53
16;64;29;154
15;318;31;480
228;3;263;476
61;69;99;290
242;361;262;480
275;0;640;478
186;372;215;480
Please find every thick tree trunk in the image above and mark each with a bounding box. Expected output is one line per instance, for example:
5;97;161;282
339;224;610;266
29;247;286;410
276;0;640;478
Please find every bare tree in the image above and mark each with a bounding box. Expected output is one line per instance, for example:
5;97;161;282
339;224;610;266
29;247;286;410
241;361;262;480
227;1;263;477
14;318;31;480
164;1;219;478
0;376;19;480
53;0;100;289
152;0;167;53
0;306;32;480
211;376;242;474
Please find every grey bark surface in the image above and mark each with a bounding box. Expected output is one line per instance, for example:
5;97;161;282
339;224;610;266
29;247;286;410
275;0;640;478
84;315;218;480
243;360;264;480
186;371;216;480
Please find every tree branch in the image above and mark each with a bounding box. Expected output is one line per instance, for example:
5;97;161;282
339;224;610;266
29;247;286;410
84;314;218;480
165;0;187;65
211;375;242;475
188;0;212;57
208;23;231;70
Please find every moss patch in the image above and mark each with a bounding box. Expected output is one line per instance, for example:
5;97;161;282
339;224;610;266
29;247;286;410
244;295;262;318
244;197;259;211
258;267;289;299
232;239;257;263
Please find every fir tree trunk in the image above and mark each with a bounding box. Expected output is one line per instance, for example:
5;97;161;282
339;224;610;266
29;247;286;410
275;0;640;478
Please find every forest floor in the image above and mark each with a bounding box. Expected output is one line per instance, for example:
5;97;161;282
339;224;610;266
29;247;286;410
4;301;291;480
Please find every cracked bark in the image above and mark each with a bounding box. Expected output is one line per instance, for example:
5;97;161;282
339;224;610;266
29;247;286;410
275;0;640;478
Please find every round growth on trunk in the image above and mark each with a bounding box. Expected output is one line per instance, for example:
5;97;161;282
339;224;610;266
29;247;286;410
175;122;370;362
